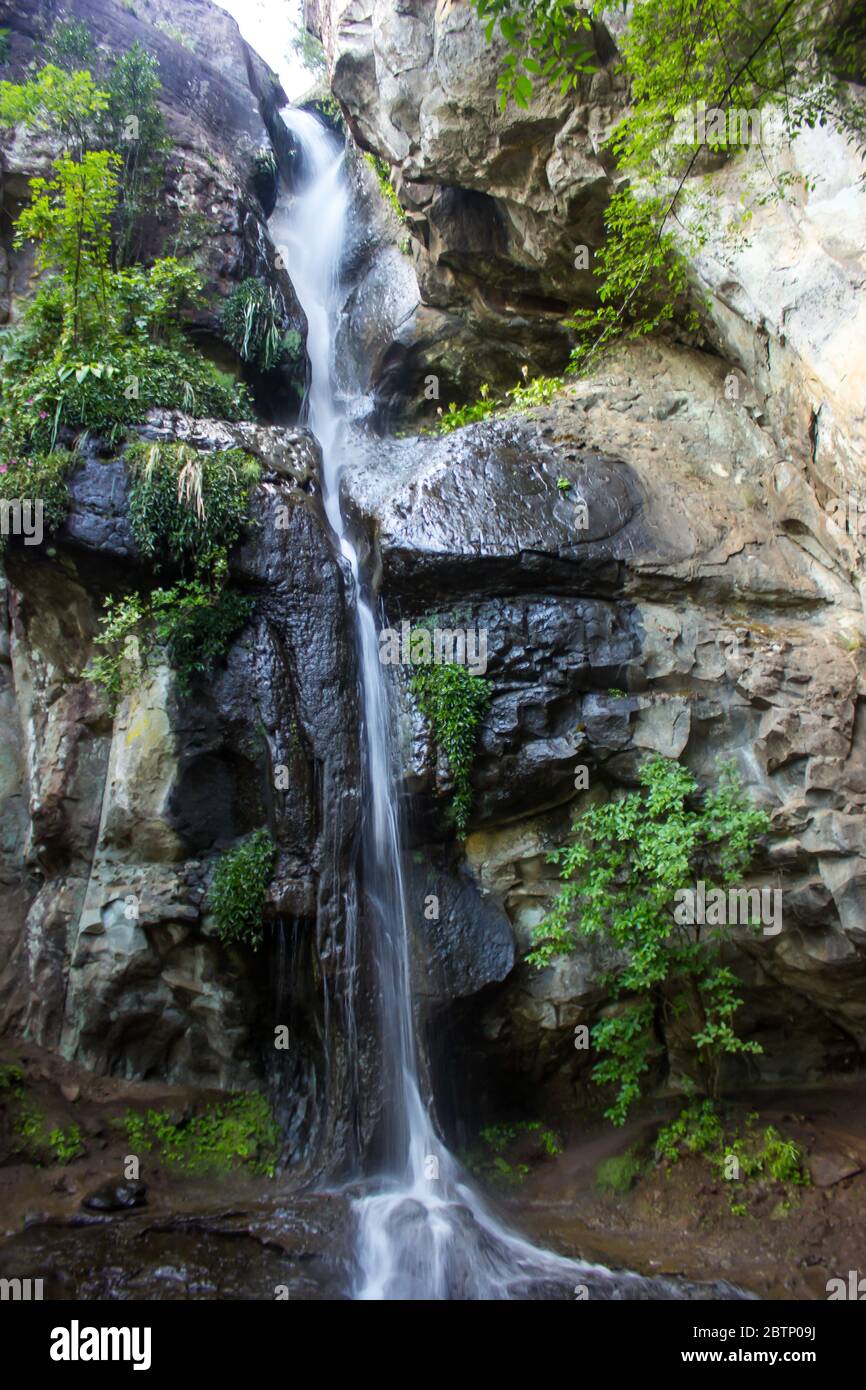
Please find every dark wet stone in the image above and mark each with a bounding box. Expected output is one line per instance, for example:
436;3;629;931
82;1181;148;1212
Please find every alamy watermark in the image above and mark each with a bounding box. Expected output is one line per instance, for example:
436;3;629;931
0;497;43;546
379;620;488;676
673;101;763;146
674;881;782;936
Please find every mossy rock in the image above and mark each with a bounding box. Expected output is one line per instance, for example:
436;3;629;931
595;1148;643;1194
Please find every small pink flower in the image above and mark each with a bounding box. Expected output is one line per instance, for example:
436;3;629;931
0;465;7;475
39;411;47;420
26;397;34;405
9;459;17;467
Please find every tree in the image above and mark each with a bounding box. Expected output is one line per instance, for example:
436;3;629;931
528;757;768;1124
105;43;168;266
0;63;107;156
15;151;121;346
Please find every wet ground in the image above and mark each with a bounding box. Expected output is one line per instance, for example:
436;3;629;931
1;1042;863;1300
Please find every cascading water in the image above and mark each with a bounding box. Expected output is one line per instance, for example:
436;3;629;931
273;110;743;1302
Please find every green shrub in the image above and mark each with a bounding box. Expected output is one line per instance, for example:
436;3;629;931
121;1093;279;1176
219;278;299;373
0;449;74;553
87;576;253;704
409;661;491;836
125;441;260;569
0;29;10;64
465;1121;562;1187
529;757;769;1124
152;579;253;695
655;1102;810;1212
208;829;277;951
433;372;562;434
49;1123;86;1164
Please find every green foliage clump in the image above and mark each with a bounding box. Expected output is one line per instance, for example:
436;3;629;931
291;26;327;76
0;1067;85;1165
566;189;700;373
88;577;253;704
473;0;597;109
208;830;277;951
125;441;260;569
0;29;11;65
433;372;563;434
409;661;491;837
529;757;769;1124
656;1101;809;1212
465;1121;562;1186
0;450;74;553
219;278;300;373
0;56;250;454
49;1123;86;1165
121;1093;280;1177
364;152;407;224
43;19;94;72
0;62;108;153
0;264;251;462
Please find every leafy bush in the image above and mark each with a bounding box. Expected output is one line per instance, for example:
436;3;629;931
465;1121;562;1187
126;441;260;569
208;830;277;951
105;42;168;266
152;579;253;695
0;449;74;553
409;661;491;836
42;19;94;71
88;576;253;704
655;1101;809;1212
529;757;769;1124
219;278;299;373
433;372;562;434
566;189;700;374
121;1093;280;1177
49;1123;86;1165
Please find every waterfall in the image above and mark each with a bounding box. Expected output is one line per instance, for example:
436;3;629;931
272;110;738;1302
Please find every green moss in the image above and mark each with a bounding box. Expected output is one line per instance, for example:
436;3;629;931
208;829;277;950
364;152;407;224
409;660;491;837
595;1148;643;1194
120;1093;280;1177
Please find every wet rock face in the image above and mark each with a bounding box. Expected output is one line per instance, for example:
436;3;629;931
345;339;866;1105
307;0;623;397
0;419;367;1168
312;0;865;480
